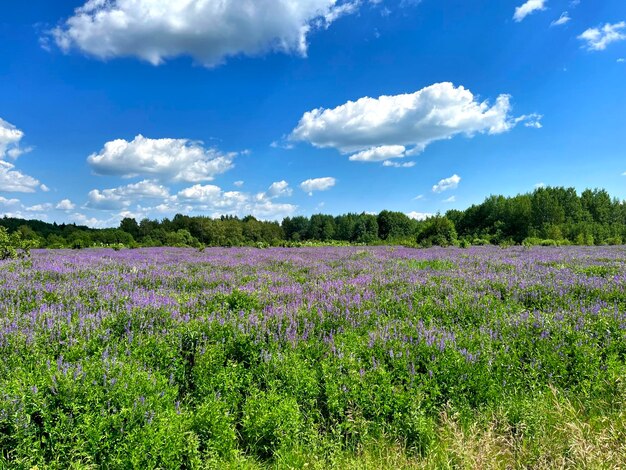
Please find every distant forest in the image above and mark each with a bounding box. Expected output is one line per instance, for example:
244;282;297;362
2;187;625;249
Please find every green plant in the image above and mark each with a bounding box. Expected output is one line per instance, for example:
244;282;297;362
0;226;36;260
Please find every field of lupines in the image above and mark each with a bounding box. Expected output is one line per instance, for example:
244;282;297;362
1;246;626;468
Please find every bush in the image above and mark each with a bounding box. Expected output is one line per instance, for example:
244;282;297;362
417;216;457;247
0;226;35;260
241;390;304;459
459;238;471;248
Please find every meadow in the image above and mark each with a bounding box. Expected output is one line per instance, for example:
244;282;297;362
1;246;625;469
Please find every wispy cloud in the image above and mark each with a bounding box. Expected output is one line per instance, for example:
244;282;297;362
514;0;546;23
551;12;571;27
578;22;626;51
432;174;461;193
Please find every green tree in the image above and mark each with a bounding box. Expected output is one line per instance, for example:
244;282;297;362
353;213;379;243
377;210;414;240
119;217;140;239
417;216;457;247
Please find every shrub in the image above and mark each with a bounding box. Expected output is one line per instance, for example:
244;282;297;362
605;237;623;246
241;390;304;460
417;216;457;247
0;226;36;260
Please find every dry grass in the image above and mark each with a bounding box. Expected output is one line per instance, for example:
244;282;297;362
416;385;626;470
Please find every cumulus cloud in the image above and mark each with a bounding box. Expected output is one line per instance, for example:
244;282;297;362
0;118;27;159
291;82;537;164
432;174;461;193
300;177;336;195
177;184;246;207
551;12;571;27
0;161;43;193
247;200;298;220
349;145;407;162
26;203;53;212
578;22;626;51
67;212;106;228
175;184;296;220
0;118;44;193
266;180;293;198
514;0;546;22
87;179;170;210
52;0;360;67
407;211;433;221
84;176;297;221
0;196;20;207
87;135;235;183
56;199;77;211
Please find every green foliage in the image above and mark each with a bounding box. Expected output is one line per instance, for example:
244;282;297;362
416;216;457;247
242;391;304;459
1;247;626;466
0;226;35;260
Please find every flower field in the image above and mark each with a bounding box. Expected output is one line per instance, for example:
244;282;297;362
1;246;626;468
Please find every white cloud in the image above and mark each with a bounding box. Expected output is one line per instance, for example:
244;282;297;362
248;200;297;220
300;177;336;195
56;199;77;211
382;160;416;168
407;211;433;221
68;212;106;228
0;161;43;193
514;0;546;22
175;183;296;220
349;145;406;162
291;82;537;163
0;118;26;159
519;114;543;128
266;180;293;198
233;180;244;187
578;22;626;51
0;118;44;193
442;196;456;203
26;203;54;212
87;135;235;182
618;58;625;63
0;196;20;207
535;182;546;189
52;0;360;67
177;184;246;208
87;179;170;210
0;210;29;220
271;140;295;150
432;174;461;193
413;194;424;201
551;12;571;27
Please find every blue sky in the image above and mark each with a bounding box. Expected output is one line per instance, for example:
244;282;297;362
0;0;625;227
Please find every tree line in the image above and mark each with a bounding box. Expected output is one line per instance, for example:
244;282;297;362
1;186;625;251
